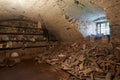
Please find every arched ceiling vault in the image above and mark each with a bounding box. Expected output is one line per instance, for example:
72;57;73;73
0;0;110;42
0;0;105;21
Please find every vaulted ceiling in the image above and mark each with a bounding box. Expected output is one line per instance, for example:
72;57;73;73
0;0;105;21
0;0;119;42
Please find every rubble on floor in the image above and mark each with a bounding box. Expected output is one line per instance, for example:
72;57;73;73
35;41;120;80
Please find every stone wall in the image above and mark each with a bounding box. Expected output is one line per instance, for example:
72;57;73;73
0;0;84;42
96;0;120;44
0;0;119;43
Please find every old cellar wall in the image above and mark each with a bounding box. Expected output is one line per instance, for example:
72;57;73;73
94;0;120;44
0;0;119;43
0;0;84;42
0;0;120;62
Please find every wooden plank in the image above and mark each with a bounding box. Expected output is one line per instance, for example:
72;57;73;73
0;45;48;50
0;32;43;35
0;40;47;42
0;25;42;30
0;19;37;24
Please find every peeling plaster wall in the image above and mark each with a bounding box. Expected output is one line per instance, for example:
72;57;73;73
56;0;105;21
78;21;96;37
56;0;105;37
36;0;84;42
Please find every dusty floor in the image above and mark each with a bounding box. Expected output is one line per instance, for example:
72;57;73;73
0;59;61;80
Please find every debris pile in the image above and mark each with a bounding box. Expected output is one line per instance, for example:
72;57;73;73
36;42;120;80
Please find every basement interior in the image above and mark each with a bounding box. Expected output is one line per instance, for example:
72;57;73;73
0;0;120;80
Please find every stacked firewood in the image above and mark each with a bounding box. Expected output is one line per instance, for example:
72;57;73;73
35;42;120;80
0;27;43;34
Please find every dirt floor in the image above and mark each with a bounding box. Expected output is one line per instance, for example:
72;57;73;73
0;59;61;80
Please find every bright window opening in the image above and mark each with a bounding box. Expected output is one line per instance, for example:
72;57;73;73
97;22;110;35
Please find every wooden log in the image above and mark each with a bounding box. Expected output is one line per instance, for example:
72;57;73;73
101;60;120;65
83;68;93;75
90;73;95;80
0;43;3;48
105;72;112;80
92;66;104;73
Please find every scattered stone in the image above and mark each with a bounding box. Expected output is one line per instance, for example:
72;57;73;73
11;52;19;58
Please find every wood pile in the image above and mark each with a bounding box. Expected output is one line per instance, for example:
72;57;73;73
35;42;120;80
0;19;49;49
